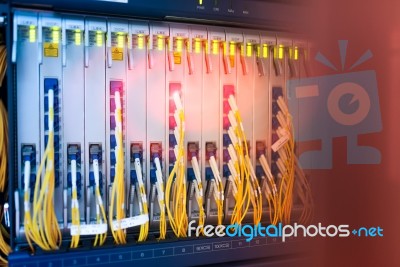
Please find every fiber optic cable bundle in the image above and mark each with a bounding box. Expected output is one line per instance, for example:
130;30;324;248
91;156;107;246
208;153;224;226
226;94;264;226
0;100;11;263
294;157;314;224
165;93;188;237
258;154;279;225
153;153;167;239
109;91;127;244
189;154;205;234
0;46;6;87
132;152;149;242
273;94;313;224
69;154;81;248
25;89;62;251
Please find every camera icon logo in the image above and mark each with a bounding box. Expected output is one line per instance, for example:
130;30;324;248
288;41;382;169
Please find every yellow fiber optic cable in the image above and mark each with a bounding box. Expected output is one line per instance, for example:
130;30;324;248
0;101;8;193
165;93;188;237
227;95;264;226
259;154;279;224
0;46;6;87
190;156;205;234
0;101;11;263
273;95;296;224
92;158;107;246
153;155;167;240
294;157;314;224
70;158;80;248
26;89;62;251
208;155;224;226
133;158;149;242
109;91;127;245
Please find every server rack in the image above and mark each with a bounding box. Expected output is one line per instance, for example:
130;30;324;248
3;1;311;266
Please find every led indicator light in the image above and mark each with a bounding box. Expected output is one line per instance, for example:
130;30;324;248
137;35;145;50
96;31;103;47
212;40;220;55
29;25;36;43
194;39;202;54
75;30;81;46
52;26;60;44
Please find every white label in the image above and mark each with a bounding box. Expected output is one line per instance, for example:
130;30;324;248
112;214;149;230
70;224;108;236
271;135;290;152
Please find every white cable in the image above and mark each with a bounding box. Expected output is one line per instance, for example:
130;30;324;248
174;111;181;129
276;111;288;129
227;144;238;163
228;111;238;130
71;159;80;210
173;92;183;112
93;159;103;206
228;127;238;146
71;159;77;191
228;95;238;113
228;176;238;197
245;156;258;184
134;158;148;206
259;154;274;181
277;96;289;115
48;89;54;132
23;160;31;212
191;156;203;197
209;156;222;186
277;158;286;174
227;160;238;181
23;160;30;194
114;91;123;133
154;157;165;210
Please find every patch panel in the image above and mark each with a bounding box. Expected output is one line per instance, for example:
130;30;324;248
44;78;63;214
39;12;65;229
14;10;40;239
84;18;107;229
127;21;149;223
147;23;168;232
221;84;235;224
109;81;124;183
254;33;275;219
204;141;223;225
202;27;224;226
186;142;204;226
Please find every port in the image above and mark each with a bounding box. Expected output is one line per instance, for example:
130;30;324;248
205;167;214;180
223;134;231;147
21;145;36;202
88;144;103;195
131;142;143;161
150;142;162;161
256;141;266;158
272;86;283;100
223;84;235;98
130;142;144;185
67;144;82;199
187;142;199;161
205;142;217;161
